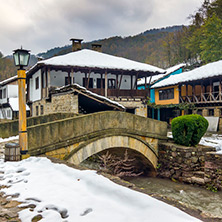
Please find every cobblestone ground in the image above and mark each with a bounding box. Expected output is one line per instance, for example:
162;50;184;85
0;139;22;222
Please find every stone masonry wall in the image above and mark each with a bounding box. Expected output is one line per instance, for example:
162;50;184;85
158;141;216;186
205;152;222;190
32;93;78;117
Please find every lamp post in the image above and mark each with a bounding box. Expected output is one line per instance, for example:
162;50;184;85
13;48;30;157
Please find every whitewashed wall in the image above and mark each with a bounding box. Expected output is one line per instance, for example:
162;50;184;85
50;70;68;87
29;70;41;102
8;85;18;98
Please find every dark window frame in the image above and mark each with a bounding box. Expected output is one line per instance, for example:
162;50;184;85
108;79;116;89
83;78;93;88
35;77;39;90
36;106;39;116
40;105;44;115
159;88;174;100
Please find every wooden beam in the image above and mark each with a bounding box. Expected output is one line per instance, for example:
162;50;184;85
71;68;74;84
105;70;108;97
87;69;91;89
47;68;50;98
68;71;71;85
41;69;44;99
201;82;203;102
133;72;139;90
118;73;123;89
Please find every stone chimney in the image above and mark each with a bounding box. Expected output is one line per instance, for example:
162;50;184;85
70;38;83;52
91;43;102;52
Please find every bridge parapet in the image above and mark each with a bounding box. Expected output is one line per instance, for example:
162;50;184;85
28;111;167;152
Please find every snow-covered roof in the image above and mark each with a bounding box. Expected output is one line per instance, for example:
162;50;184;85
0;75;17;86
137;74;166;86
165;63;186;75
9;98;30;111
151;60;222;89
30;49;165;74
55;83;125;110
138;63;185;86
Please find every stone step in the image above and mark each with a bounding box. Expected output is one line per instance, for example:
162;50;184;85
194;171;205;179
191;176;205;185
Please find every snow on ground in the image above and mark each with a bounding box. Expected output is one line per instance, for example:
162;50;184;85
200;134;222;154
0;135;19;143
0;157;202;222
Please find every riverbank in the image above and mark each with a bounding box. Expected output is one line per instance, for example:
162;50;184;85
47;157;222;222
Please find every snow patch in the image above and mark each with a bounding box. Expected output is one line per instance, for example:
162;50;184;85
0;157;201;222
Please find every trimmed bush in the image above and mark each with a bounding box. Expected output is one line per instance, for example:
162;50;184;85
172;114;209;146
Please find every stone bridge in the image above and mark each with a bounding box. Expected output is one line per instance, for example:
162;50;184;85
27;111;167;171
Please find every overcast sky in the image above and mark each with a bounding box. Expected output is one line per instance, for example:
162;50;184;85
0;0;203;56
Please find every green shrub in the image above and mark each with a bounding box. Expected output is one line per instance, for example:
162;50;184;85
171;114;209;146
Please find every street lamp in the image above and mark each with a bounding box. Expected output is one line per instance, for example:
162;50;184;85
13;47;30;158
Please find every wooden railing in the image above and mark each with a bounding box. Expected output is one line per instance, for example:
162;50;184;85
89;88;148;98
180;91;222;103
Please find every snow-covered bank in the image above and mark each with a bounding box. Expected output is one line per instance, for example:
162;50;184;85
0;157;201;222
200;134;222;154
167;132;222;154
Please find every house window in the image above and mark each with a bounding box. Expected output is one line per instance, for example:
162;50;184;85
65;77;75;85
36;106;39;116
3;88;6;98
159;88;174;100
83;78;93;88
108;79;116;89
0;90;2;99
40;105;44;115
35;77;39;89
209;109;214;116
7;110;11;118
97;79;105;89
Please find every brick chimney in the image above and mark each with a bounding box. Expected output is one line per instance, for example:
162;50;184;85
70;38;83;52
91;43;102;52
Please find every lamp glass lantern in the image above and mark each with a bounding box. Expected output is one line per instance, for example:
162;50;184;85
13;48;30;69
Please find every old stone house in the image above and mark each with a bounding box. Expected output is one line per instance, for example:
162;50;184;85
26;39;165;117
32;83;125;116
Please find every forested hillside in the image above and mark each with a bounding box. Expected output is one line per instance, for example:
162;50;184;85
38;25;184;68
0;52;17;81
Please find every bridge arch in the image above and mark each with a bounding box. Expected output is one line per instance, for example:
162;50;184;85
66;135;158;170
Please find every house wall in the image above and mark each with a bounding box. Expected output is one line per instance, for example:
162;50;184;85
31;93;79;117
8;85;18;98
29;70;41;102
0;85;18;104
150;89;155;103
50;70;69;87
155;85;179;105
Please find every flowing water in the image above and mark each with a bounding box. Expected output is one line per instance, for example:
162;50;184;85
127;176;222;219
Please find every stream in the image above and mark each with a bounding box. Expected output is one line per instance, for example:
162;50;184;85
126;176;222;220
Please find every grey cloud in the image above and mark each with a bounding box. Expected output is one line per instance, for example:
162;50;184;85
0;0;202;55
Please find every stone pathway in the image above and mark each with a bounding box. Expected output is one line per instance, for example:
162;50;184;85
0;139;22;222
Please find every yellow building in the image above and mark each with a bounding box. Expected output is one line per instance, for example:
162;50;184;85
150;60;222;127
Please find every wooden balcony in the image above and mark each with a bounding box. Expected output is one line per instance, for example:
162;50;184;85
180;91;222;104
89;88;148;98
